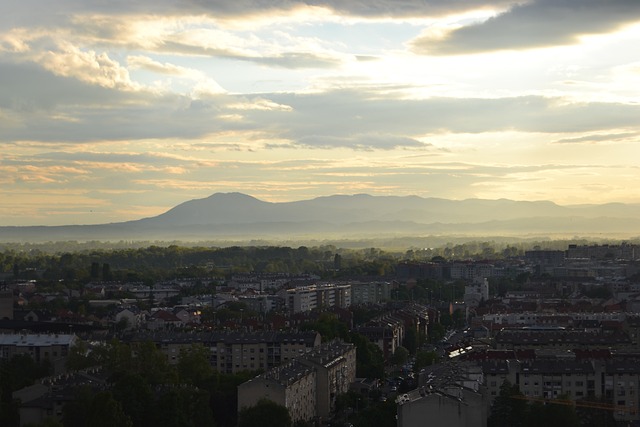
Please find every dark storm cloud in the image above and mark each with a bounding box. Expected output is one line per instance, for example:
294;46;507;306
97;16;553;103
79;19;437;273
412;0;640;55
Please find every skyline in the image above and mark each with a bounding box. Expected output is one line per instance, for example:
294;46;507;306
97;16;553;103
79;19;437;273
1;0;640;226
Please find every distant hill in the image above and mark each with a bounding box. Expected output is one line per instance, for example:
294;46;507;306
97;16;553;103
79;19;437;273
2;192;640;242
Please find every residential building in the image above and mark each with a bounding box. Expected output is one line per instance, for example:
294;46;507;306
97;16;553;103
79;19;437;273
350;281;391;305
131;330;321;373
237;360;316;423
298;340;357;419
399;363;487;427
0;333;77;375
238;339;356;421
278;284;351;313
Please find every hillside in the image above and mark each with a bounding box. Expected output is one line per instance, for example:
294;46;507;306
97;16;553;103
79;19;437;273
1;193;639;242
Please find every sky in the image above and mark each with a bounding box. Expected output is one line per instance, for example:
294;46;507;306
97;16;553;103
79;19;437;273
1;0;640;226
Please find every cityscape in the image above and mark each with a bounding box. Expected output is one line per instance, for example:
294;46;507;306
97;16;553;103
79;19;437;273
2;0;640;426
2;241;640;426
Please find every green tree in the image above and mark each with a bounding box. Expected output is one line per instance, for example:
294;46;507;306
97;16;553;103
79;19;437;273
23;418;63;427
487;380;527;427
300;313;349;342
350;333;384;379
351;399;396;427
62;386;94;427
66;340;100;371
238;399;291;427
152;388;214;427
391;346;409;366
402;327;418;354
177;344;214;385
413;350;437;371
575;396;616;427
111;374;154;427
88;391;133;427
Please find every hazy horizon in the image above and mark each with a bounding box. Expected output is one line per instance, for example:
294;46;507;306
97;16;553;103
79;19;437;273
2;1;640;226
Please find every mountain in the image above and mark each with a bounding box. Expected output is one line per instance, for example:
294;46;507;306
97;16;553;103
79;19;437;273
2;193;640;242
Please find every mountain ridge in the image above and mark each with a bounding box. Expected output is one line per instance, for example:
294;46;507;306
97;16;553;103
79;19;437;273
2;192;640;242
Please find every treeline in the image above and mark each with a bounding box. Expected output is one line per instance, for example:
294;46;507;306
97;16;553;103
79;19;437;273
2;238;636;283
1;245;397;283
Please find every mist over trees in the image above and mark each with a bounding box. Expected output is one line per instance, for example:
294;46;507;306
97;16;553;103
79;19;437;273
2;237;637;284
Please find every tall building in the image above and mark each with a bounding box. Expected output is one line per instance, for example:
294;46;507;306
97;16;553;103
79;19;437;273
238;360;316;423
278;284;352;313
351;281;391;305
298;340;357;419
238;339;356;421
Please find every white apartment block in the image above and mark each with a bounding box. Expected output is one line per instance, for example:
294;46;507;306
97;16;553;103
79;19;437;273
278;284;351;313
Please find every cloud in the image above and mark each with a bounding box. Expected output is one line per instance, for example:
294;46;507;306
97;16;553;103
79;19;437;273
296;134;430;150
553;132;638;144
2;59;640;149
148;34;345;70
1;0;515;24
260;91;640;147
412;0;640;55
127;55;191;76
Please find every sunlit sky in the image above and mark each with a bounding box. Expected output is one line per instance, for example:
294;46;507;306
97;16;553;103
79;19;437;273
2;0;640;226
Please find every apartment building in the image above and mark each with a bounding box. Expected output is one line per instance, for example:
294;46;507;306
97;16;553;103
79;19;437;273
356;314;404;361
132;331;321;373
0;333;77;375
237;360;316;423
399;363;487;427
482;357;640;423
278;284;351;314
494;329;632;351
350;281;391;305
298;340;357;418
238;339;356;421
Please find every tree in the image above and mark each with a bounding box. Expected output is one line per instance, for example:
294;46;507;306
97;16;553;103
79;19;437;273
177;344;214;385
413;350;437;371
402;327;418;354
62;386;94;427
66;340;100;371
575;396;616;427
429;323;445;343
88;391;133;427
351;399;396;427
391;346;409;366
111;374;154;427
238;399;291;427
350;333;384;379
23;418;63;427
152;388;214;427
487;380;527;427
